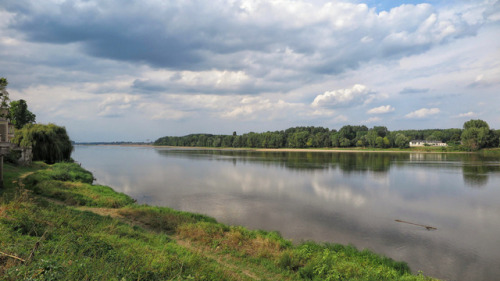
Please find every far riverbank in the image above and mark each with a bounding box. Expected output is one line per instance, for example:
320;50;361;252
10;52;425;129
77;143;500;154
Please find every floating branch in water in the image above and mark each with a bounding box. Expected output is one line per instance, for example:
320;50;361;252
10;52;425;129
395;219;437;230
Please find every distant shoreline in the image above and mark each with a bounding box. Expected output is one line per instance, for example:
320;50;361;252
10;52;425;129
75;143;478;154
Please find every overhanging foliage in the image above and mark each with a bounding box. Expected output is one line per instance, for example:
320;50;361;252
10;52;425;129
12;123;73;164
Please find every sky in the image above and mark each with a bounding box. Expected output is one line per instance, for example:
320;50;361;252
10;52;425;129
0;0;499;142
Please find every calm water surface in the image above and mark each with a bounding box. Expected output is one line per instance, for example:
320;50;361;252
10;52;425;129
73;145;500;281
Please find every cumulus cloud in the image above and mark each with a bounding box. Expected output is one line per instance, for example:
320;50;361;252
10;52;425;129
312;84;376;108
405;108;440;118
367;105;395;114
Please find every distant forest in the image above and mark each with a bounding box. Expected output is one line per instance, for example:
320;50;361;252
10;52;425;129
154;120;500;151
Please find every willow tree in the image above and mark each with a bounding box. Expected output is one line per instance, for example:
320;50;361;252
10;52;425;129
12;123;73;164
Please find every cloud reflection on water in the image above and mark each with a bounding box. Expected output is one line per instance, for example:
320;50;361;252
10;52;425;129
73;146;500;281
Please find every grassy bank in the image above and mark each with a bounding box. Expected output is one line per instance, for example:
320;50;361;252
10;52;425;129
1;162;438;280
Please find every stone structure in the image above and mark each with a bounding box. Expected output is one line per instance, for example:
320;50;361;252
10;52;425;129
0;109;32;188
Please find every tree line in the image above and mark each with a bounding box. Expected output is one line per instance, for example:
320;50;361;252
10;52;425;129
155;120;500;151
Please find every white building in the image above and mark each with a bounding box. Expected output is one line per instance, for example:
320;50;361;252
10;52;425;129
409;140;448;147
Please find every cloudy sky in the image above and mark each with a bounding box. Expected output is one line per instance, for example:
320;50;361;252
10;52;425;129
1;0;499;142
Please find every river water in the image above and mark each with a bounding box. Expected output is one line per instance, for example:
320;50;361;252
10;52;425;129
72;145;500;281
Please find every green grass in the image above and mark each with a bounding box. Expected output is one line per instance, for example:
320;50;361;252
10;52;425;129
0;198;230;280
1;162;439;280
118;204;218;233
21;163;135;208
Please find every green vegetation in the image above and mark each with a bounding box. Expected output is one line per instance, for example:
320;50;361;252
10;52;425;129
1;162;438;280
12;123;73;164
155;120;500;152
21;163;134;208
461;119;499;151
0;77;10;110
8;99;36;129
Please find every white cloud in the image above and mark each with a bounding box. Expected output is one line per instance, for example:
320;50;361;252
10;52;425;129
334;114;349;123
310;109;336;117
133;69;252;94
312;84;376;108
457;111;476;118
364;117;382;124
405;108;440;119
221;97;301;120
367;105;395;114
467;72;500;88
9;85;99;122
98;94;140;118
137;103;190;121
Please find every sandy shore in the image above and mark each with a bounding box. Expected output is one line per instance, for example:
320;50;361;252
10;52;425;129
77;144;470;154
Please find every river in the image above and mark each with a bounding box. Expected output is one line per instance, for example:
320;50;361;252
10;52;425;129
72;145;500;281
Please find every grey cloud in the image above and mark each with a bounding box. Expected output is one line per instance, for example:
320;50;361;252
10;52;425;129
467;76;495;88
131;76;295;96
132;80;169;93
399;87;430;94
3;0;484;76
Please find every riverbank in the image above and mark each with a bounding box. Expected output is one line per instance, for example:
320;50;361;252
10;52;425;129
84;143;500;155
0;162;440;280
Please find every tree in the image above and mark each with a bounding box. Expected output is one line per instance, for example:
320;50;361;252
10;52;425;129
365;130;378;147
395;133;409;148
463;119;489;130
382;137;390;148
356;139;364;147
461;119;491;151
288;131;309;148
339;137;351;147
330;132;340;147
373;126;388;138
12;123;73;164
375;136;384;148
426;131;443;141
339;125;356;142
8;99;36;129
